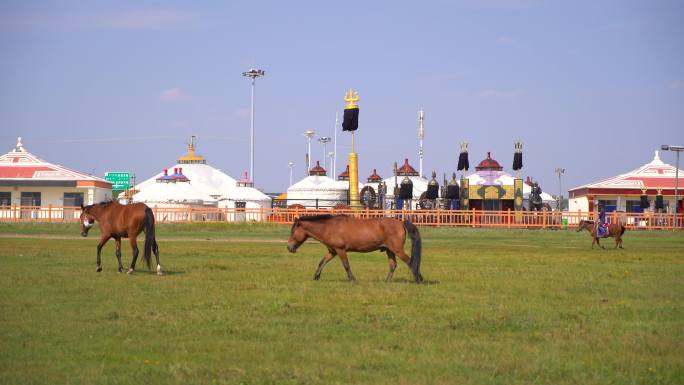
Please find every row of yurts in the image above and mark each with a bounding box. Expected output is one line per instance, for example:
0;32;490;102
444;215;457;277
129;140;554;209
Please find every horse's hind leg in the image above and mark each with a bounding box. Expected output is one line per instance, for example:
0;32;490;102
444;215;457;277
114;237;123;273
336;249;355;282
313;250;336;280
153;239;162;275
127;237;139;274
385;250;397;282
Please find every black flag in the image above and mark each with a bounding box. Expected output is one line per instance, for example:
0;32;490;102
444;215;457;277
513;152;523;171
342;108;359;132
457;152;469;171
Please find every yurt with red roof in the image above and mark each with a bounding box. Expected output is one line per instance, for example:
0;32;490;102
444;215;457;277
0;137;112;218
568;151;684;214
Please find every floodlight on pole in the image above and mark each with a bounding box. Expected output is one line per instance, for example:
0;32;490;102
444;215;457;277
661;144;683;228
242;68;265;185
318;137;331;170
555;168;565;212
303;130;316;170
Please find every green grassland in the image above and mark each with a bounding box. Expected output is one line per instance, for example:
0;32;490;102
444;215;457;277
0;223;682;385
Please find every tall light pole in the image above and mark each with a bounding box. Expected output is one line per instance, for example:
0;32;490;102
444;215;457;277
418;109;425;178
333;112;339;176
661;144;683;227
318;136;331;170
327;151;335;174
555;168;565;211
303;129;316;171
242;68;265;184
288;161;295;186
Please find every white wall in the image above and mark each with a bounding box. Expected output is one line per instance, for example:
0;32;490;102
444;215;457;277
0;186;111;206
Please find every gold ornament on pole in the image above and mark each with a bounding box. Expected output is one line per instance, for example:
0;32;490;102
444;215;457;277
343;89;360;208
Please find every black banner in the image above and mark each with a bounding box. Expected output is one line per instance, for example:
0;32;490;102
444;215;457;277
513;152;523;171
342;108;359;131
426;184;439;200
640;195;649;209
457;152;469;171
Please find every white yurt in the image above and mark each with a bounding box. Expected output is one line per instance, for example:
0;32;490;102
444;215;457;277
132;178;217;208
218;172;272;221
132;139;272;214
287;161;348;209
134;141;236;200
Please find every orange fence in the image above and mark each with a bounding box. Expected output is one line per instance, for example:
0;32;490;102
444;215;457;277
1;205;682;230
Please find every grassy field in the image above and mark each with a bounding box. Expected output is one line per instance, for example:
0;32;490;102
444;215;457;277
0;222;682;385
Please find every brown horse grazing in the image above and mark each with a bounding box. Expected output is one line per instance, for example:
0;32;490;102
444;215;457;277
287;215;423;283
80;201;161;275
577;219;626;249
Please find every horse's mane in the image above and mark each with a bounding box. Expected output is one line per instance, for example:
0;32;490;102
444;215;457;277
291;214;346;233
84;200;116;210
299;214;345;222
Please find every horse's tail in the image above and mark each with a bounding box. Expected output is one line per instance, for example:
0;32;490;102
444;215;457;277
620;224;626;237
403;220;423;283
143;206;155;270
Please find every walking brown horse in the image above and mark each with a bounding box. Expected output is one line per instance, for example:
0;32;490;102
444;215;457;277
287;214;423;283
577;219;626;249
80;201;161;274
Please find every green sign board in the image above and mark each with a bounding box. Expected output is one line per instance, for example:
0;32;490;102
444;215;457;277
105;172;130;190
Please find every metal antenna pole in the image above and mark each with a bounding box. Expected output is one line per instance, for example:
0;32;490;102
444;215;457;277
334;111;338;176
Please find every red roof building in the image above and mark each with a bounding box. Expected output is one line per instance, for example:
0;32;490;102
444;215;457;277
0;137;112;211
568;151;684;213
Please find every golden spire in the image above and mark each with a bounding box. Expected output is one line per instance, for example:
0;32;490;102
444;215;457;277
178;135;207;164
344;88;359;109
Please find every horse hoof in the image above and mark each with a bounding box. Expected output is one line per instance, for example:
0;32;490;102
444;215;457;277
96;266;102;272
157;271;163;276
127;269;135;274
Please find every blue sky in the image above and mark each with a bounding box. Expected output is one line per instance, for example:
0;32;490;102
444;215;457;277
1;0;682;194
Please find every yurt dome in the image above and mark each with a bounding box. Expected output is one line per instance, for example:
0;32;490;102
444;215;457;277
132;170;217;208
287;161;348;209
135;140;237;200
219;171;272;210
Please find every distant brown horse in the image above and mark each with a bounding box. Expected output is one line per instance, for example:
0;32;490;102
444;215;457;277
287;215;423;283
80;201;161;274
577;219;626;249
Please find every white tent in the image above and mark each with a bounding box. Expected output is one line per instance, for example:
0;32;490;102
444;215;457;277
132;181;217;208
133;142;271;210
287;175;348;209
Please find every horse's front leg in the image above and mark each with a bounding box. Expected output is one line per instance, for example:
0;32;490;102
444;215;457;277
96;236;110;272
336;249;356;282
127;236;139;274
114;237;123;273
313;250;336;280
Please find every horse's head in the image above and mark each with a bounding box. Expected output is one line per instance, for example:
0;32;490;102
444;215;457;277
576;219;591;232
79;204;96;237
287;219;308;253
